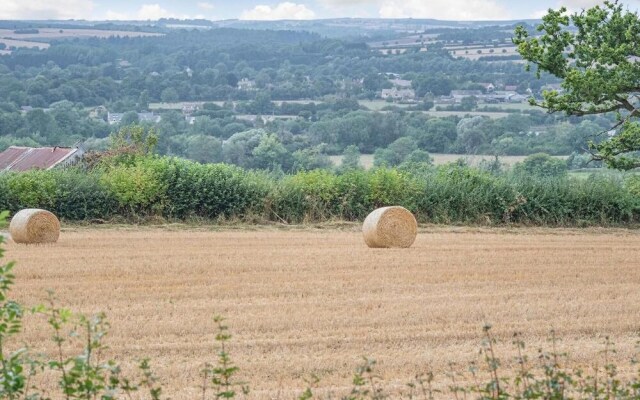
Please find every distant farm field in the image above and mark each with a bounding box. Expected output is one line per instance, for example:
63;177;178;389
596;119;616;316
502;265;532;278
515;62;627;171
0;28;162;52
330;154;568;169
7;227;640;398
0;28;163;40
0;37;49;49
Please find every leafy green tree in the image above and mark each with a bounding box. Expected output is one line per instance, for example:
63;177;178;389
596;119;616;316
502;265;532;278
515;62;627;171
460;96;478;111
455;116;487;154
373;137;419;167
160;87;179;103
222;129;265;168
24;109;56;137
413;118;457;153
251;92;274;115
89;124;159;168
362;73;391;93
404;149;432;165
514;1;640;169
185;135;223;164
412;73;454;97
225;73;239;88
513;152;568;178
339;145;362;171
138;90;150;110
121;111;140;126
292;146;332;171
252;133;290;170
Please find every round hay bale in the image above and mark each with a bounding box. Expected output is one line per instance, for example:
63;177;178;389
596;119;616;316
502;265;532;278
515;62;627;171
362;206;417;248
9;209;60;244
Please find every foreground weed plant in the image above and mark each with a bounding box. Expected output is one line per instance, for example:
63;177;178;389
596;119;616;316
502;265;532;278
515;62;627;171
200;316;249;400
1;212;640;399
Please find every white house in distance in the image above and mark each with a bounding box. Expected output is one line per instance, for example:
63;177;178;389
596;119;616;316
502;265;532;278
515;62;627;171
237;78;257;91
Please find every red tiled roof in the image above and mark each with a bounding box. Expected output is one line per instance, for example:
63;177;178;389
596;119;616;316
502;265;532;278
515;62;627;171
0;146;79;172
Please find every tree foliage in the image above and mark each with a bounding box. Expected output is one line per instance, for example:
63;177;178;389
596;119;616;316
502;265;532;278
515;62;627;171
514;1;640;169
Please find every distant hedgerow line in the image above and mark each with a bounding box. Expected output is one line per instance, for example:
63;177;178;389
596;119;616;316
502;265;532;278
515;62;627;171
0;155;637;226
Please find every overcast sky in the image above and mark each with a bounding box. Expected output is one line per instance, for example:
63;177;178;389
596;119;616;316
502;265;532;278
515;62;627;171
1;0;639;21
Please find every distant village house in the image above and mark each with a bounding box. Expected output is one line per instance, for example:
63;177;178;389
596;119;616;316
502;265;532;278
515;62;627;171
237;78;256;91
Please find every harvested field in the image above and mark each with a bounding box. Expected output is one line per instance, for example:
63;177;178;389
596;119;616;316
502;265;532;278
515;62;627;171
6;227;640;398
0;28;163;40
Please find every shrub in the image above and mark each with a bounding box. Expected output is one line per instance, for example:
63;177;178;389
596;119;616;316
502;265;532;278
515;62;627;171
190;163;269;220
415;164;520;224
52;169;118;221
514;153;568;178
625;174;640;197
0;176;8;212
367;168;419;211
5;170;57;211
0;155;637;226
99;156;168;216
570;174;638;224
158;157;271;221
156;157;200;220
334;169;372;220
270;169;339;222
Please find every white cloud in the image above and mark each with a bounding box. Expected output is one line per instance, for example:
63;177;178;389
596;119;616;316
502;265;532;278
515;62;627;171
0;0;94;19
378;0;511;20
531;9;549;19
105;10;130;20
318;0;373;5
240;2;316;20
197;2;215;11
317;0;375;17
105;4;192;21
137;4;174;20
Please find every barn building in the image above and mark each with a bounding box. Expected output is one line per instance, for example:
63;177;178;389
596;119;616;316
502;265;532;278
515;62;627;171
0;145;84;172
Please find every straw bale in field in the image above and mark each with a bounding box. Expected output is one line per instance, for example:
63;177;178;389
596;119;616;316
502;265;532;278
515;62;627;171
9;209;60;244
362;206;417;248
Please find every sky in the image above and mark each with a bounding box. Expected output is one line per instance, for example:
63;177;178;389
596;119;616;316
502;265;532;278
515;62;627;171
1;0;639;22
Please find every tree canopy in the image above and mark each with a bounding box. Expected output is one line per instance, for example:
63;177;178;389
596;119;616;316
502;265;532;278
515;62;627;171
514;1;640;169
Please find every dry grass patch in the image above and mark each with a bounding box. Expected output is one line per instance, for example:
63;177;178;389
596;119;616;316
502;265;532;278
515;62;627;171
6;227;640;398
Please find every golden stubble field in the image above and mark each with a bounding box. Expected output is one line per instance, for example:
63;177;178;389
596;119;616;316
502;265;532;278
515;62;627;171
5;226;640;398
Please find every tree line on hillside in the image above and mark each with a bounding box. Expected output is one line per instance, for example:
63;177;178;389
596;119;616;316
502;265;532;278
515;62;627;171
0;100;612;171
0;27;555;109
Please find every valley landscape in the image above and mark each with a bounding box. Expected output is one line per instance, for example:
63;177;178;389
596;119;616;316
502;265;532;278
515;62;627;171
2;0;640;398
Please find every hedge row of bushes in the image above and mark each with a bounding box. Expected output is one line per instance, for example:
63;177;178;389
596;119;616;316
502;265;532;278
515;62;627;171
0;156;638;225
